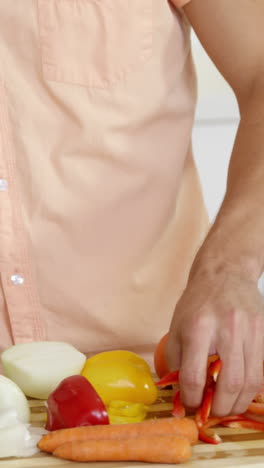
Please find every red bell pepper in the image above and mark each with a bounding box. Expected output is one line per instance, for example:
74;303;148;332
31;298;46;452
45;375;109;431
198;426;222;444
195;359;222;444
197;385;215;426
155;370;179;387
221;418;264;431
208;359;222;383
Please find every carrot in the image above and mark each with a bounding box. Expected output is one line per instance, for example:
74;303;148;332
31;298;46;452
38;417;198;453
53;435;192;464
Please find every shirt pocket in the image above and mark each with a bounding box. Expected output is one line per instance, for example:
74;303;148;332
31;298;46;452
37;0;152;89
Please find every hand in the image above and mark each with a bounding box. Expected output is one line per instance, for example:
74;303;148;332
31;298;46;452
166;260;264;417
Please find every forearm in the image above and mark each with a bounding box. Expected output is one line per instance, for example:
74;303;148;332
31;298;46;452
194;87;264;282
168;0;264;418
177;0;264;280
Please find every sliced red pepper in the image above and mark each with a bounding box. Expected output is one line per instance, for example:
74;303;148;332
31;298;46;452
198;426;222;444
204;414;245;429
198;414;247;444
199;385;214;425
200;358;221;426
195;358;223;444
195;408;203;429
243;411;264;423
46;375;109;431
203;417;222;429
247;402;264;416
196;359;222;425
221;418;264;431
221;415;246;423
205;359;222;388
155;370;179;387
208;359;222;383
172;390;185;418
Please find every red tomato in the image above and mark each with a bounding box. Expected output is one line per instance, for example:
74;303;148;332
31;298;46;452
154;333;219;378
154;333;169;378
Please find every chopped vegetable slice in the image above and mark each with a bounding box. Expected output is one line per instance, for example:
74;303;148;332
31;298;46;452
107;400;147;424
155;370;179;387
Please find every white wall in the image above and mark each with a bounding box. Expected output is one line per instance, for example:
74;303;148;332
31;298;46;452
191;32;239;221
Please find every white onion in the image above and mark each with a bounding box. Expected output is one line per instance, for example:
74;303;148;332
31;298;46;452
0;408;19;429
1;341;86;399
0;423;33;458
0;409;48;458
0;375;30;423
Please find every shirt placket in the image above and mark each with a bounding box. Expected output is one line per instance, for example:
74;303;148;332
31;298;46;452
0;80;46;343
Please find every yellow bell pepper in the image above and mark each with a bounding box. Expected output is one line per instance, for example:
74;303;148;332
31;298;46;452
107;400;148;424
81;350;158;406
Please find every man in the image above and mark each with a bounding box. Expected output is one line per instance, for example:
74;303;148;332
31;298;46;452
0;0;263;418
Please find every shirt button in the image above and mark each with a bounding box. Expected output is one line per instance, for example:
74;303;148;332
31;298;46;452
0;179;8;191
11;274;25;285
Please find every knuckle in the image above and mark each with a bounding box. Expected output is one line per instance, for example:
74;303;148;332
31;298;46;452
184;314;210;340
218;309;243;344
228;308;243;329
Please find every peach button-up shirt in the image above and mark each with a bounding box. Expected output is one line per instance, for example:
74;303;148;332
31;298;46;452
0;0;208;366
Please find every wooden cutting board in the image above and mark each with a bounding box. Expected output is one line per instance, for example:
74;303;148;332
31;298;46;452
0;389;263;468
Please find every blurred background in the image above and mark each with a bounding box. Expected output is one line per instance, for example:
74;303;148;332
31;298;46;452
191;32;239;222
